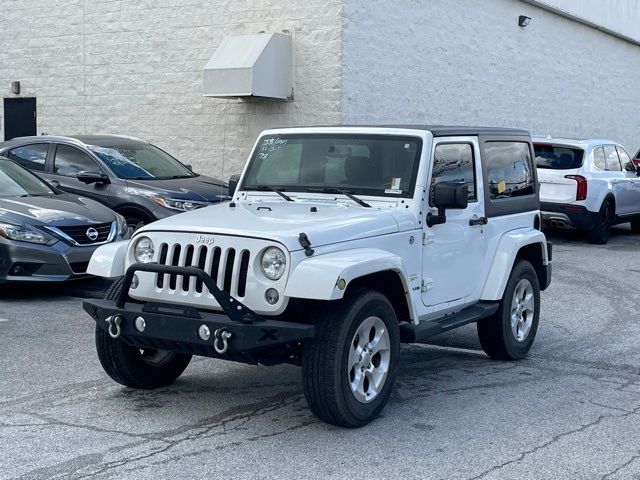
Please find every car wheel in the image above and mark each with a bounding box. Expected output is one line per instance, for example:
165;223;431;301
302;288;400;428
477;260;540;360
125;217;146;236
630;221;640;234
95;278;192;389
587;201;613;244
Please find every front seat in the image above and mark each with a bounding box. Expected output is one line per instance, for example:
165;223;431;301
344;156;381;187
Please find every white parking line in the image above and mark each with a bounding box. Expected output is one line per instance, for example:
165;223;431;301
0;318;9;323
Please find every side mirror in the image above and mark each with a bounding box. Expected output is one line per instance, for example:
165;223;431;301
228;173;241;197
49;180;60;188
77;170;110;185
427;182;469;227
186;164;194;171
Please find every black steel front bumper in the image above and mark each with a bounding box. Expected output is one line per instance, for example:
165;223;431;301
83;263;314;358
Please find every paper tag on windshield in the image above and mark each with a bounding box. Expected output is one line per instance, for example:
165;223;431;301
497;180;506;194
385;189;402;194
390;177;402;190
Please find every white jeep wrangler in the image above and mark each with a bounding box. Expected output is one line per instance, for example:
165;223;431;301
84;126;552;428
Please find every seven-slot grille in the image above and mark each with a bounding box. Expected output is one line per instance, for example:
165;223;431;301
155;242;251;298
57;222;113;245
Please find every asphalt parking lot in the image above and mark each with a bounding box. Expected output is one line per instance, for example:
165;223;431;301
1;226;639;480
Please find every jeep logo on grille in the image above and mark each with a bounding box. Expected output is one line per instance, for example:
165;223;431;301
195;235;215;245
86;227;99;241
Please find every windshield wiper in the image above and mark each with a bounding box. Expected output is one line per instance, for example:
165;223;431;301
305;187;371;208
248;185;294;202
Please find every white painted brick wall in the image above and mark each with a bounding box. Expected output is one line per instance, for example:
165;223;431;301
3;0;640;181
342;0;640;154
0;0;342;180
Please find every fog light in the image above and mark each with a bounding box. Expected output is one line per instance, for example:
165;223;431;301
337;278;346;290
265;288;279;305
198;324;211;341
134;316;146;332
131;274;139;289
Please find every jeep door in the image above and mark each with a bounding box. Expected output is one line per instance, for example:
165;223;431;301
422;138;486;308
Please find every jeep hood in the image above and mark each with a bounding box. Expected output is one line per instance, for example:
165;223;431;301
137;201;413;251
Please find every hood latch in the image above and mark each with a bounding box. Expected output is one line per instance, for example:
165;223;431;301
298;233;315;257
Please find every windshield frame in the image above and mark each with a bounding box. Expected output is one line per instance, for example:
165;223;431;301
88;143;197;181
0;159;57;197
240;133;424;199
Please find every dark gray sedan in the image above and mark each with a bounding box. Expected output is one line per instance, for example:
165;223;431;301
0;158;128;282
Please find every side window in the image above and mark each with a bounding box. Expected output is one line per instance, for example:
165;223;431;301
430;143;476;205
6;144;48;172
616;147;634;172
603;146;622;172
593;147;606;170
484;142;535;199
53;144;99;177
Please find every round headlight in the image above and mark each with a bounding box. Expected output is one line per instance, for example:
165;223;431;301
260;247;286;280
133;236;154;263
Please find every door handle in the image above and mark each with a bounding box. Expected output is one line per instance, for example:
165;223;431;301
469;216;488;226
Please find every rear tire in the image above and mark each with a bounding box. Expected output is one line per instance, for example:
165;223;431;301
587;201;613;244
302;289;400;428
125;217;147;236
95;278;192;389
477;260;540;360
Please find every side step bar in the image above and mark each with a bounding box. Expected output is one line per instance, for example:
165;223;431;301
400;302;499;343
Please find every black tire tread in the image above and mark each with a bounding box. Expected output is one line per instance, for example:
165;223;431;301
587;200;613;244
95;277;191;389
477;260;540;361
302;288;399;428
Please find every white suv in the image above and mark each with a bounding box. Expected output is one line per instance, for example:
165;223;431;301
84;126;551;427
533;136;640;243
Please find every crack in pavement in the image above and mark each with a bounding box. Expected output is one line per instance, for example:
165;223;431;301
15;390;308;480
466;404;640;480
600;450;640;479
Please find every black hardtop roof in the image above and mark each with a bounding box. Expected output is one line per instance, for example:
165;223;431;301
280;125;531;137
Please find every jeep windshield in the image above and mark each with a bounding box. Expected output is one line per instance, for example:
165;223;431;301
241;134;422;199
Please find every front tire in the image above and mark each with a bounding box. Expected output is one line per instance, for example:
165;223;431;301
587;201;613;244
302;289;400;428
477;260;540;360
630;221;640;234
95;278;192;389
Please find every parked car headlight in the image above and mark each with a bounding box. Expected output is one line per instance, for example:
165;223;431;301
114;213;129;238
260;247;286;280
133;236;155;263
151;196;209;212
0;223;55;245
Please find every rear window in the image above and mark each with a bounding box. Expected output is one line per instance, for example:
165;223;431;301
534;144;584;170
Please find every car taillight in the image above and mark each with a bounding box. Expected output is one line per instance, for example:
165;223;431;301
633;158;640;167
565;175;587;201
